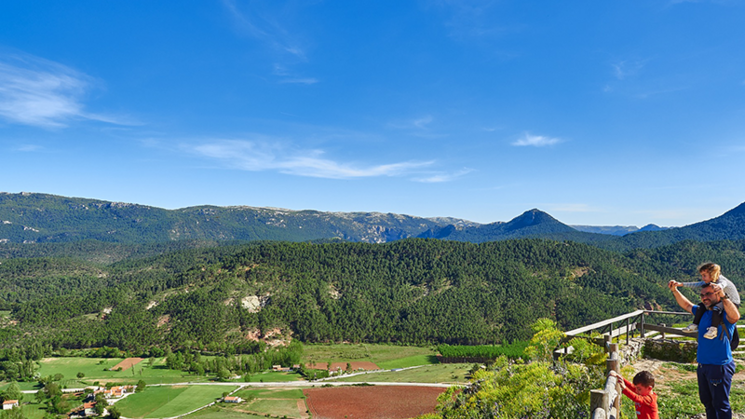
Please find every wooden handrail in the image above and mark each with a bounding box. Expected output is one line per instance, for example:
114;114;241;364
581;309;708;417
565;310;646;336
591;341;621;419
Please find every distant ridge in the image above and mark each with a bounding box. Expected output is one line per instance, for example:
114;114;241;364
571;224;669;236
0;192;471;244
418;209;610;243
612;202;745;249
1;192;744;250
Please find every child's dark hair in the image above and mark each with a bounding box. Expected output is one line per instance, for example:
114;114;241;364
633;371;655;387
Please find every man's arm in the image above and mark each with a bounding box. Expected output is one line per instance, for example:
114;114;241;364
711;283;740;323
668;281;694;314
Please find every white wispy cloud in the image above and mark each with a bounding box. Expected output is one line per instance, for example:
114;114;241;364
428;0;513;39
413;116;434;129
512;133;562;147
0;52;126;128
224;1;318;84
15;144;43;152
388;115;436;131
278;77;319;85
611;59;647;80
188;138;435;179
222;0;306;60
413;168;473;183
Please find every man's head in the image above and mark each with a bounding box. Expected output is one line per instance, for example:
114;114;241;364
633;371;655;396
699;262;721;283
700;283;721;308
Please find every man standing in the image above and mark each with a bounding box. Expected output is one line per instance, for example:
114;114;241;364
669;280;739;419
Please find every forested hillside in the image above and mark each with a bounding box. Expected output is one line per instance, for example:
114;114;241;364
418;209;610;244
0;192;470;244
606;202;745;250
3;192;745;250
3;238;743;354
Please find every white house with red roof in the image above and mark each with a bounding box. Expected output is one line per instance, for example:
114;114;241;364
2;400;19;410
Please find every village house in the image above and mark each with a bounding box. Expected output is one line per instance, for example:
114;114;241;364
68;402;97;419
2;400;19;410
93;385;135;400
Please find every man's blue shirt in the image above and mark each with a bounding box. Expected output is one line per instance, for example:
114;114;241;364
692;305;735;365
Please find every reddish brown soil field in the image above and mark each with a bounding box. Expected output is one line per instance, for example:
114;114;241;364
306;361;380;371
111;357;143;371
303;386;446;419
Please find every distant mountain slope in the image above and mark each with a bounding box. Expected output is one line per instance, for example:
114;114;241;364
2;192;745;250
0;192;469;244
571;225;639;236
418;209;611;244
571;224;669;236
609;203;745;249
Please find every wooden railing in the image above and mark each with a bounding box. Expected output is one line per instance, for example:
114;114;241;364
561;309;745;417
559;310;693;419
554;309;694;359
590;341;621;419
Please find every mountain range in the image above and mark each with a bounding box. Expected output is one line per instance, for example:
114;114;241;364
2;192;745;250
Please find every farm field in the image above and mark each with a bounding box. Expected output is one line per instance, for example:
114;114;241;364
377;354;435;369
186;388;307;419
304;385;445;419
184;405;266;418
235;388;305;400
3;381;40;391
302;343;437;368
329;363;472;384
6;402;47;419
237;370;304;382
36;357;206;386
114;385;237;418
306;361;380;371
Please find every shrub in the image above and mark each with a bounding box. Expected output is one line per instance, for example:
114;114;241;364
643;341;697;363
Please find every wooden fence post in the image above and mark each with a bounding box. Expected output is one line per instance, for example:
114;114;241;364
608;343;619;356
590;389;609;415
626;317;631;345
640;312;646;338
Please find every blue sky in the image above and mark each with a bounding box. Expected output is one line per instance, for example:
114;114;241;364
1;1;744;227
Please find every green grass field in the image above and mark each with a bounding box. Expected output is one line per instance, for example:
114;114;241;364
377;354;438;369
230;388;306;418
36;357;205;386
9;402;47;419
183;388;307;419
115;385;237;418
238;370;304;382
329;363;472;384
234;388;304;400
302;343;436;366
249;399;303;418
184;405;266;418
1;381;40;391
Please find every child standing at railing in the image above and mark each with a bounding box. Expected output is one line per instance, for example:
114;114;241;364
609;370;659;419
668;262;740;341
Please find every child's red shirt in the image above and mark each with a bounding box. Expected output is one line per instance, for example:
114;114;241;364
620;377;659;419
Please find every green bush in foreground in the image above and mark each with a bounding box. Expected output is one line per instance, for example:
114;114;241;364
428;319;604;419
